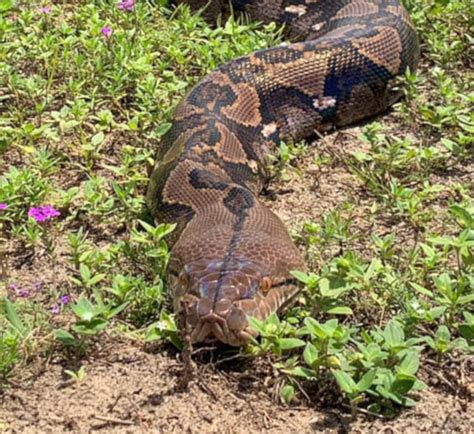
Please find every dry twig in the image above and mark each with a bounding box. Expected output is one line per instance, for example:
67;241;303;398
93;415;134;426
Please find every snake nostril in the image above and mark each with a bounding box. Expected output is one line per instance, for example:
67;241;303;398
227;306;247;331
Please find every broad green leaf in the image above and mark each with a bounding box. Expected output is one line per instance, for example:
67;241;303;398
319;278;330;296
375;384;392;401
320;319;339;337
364;258;382;281
72;318;108;336
352;151;371;162
325;306;353;315
0;0;14;13
412;379;427;391
429;306;447;320
428;236;455;246
424;336;435;348
463;311;474;324
145;324;161;342
410;282;434;297
285;366;316;379
449;205;474;228
332;370;357;395
79;264;91;282
290;270;310;284
391;373;416;394
280;384;295;405
382;390;405;406
55;329;77;346
398;351;419;375
458;293;474;305
356;369;377;392
88;274;106;286
91;131;105;146
304;317;327;339
400;396;417;407
458;324;474;341
383;320;404;347
105;301;129;320
435;325;450;342
248;316;265;335
434;273;453;291
419;243;436;258
279;338;305;351
303;343;319;368
4;298;26;336
325;287;350;298
72;298;95;321
138;219;156;234
155;122;172;137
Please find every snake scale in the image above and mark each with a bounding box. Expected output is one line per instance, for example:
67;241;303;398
146;0;419;346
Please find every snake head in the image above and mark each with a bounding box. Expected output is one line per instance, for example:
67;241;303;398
169;257;300;346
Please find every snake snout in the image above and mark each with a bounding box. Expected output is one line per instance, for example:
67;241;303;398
179;294;259;346
173;258;272;346
172;257;302;346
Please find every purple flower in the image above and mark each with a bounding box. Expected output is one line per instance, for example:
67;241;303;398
0;203;7;211
117;0;135;11
9;284;29;298
17;289;30;298
59;295;70;305
39;6;51;13
50;304;60;315
28;205;60;223
34;281;43;291
101;26;112;39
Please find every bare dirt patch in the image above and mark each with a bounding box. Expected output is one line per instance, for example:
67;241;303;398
1;338;472;433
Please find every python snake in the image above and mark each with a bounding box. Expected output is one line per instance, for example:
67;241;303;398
146;0;419;346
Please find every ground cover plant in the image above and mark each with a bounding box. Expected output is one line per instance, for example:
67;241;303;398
0;0;473;431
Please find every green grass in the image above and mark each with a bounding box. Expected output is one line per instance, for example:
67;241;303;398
0;0;472;417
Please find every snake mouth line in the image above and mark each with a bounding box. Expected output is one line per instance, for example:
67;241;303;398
190;313;256;346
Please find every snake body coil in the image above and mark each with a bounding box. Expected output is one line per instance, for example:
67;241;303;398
147;0;419;346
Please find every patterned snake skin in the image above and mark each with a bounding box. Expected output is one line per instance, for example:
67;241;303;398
146;0;419;346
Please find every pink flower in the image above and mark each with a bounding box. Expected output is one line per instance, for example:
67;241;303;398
28;205;60;223
0;203;7;211
101;26;112;39
50;304;60;315
39;6;51;13
117;0;135;11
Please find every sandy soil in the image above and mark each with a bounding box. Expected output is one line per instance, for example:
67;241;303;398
1;336;472;433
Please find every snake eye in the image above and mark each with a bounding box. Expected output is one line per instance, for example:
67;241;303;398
260;276;272;293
